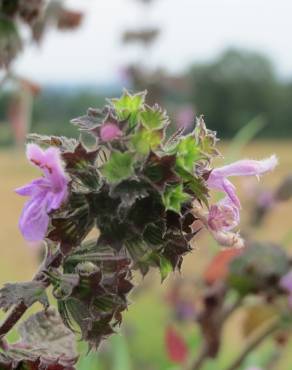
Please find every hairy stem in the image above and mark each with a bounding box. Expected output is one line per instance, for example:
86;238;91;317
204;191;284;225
225;319;280;370
0;301;28;339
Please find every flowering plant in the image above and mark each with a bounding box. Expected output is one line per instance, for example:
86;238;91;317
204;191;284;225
0;91;280;369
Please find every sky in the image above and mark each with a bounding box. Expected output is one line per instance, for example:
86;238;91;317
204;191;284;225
15;0;292;85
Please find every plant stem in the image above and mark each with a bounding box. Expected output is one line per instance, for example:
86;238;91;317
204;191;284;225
0;301;28;339
225;319;280;370
185;296;242;370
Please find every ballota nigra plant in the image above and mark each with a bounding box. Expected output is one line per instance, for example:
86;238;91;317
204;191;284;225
0;91;279;369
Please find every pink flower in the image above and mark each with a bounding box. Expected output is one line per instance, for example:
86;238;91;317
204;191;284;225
280;270;292;308
207;155;278;208
192;202;244;249
192;155;277;248
208;197;239;232
100;123;123;142
16;144;68;242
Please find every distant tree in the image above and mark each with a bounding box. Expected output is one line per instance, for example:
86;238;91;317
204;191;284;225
188;49;282;137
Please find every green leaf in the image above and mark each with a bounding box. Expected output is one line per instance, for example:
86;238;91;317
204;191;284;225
140;104;169;131
175;166;209;205
159;256;173;282
162;184;190;213
175;135;201;172
110;90;146;128
131;128;162;155
101;151;135;184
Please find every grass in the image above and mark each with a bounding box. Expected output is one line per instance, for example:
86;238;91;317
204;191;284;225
0;140;291;369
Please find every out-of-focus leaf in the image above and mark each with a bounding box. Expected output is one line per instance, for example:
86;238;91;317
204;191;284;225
228;243;290;296
0;18;22;67
0;308;77;369
57;8;83;30
243;304;278;337
275;174;292;202
165;326;188;364
204;249;243;285
0;281;49;312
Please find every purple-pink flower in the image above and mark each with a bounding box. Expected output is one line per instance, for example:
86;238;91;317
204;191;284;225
208;197;240;232
100;123;123;142
192;155;278;248
207;155;278;208
280;270;292;308
16;144;68;242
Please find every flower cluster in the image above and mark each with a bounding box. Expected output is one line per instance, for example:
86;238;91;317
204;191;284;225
0;91;279;368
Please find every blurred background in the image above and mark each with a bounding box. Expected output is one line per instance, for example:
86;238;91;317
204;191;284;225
0;0;292;369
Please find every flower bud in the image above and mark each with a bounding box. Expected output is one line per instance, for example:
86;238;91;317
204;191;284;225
100;123;123;142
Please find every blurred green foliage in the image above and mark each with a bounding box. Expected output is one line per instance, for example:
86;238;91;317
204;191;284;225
1;49;292;145
188;49;292;138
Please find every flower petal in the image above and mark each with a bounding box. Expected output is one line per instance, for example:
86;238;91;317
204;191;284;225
210;155;278;178
208;196;240;232
27;144;68;192
222;179;241;208
26;143;46;167
19;194;50;242
47;188;67;211
15;178;49;196
42;147;68;191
